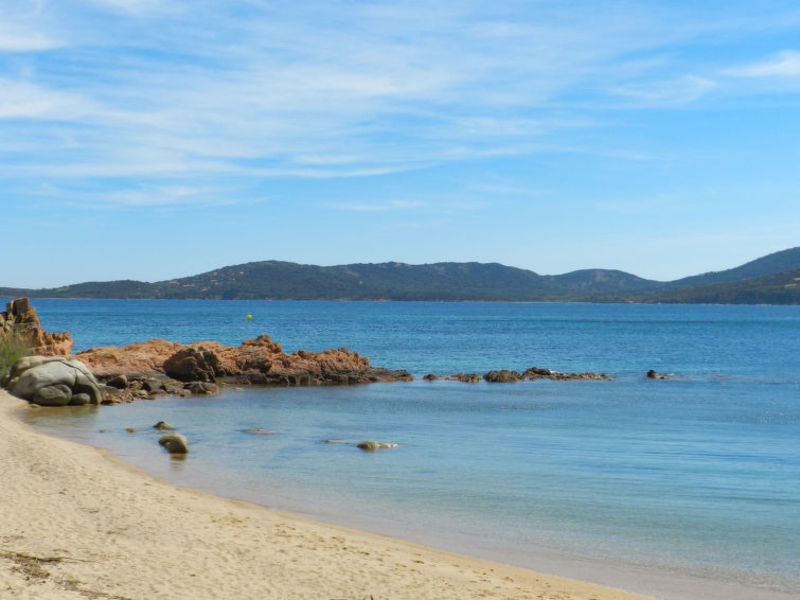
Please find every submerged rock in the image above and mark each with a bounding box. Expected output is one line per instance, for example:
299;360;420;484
447;373;481;383
243;428;274;435
357;440;399;451
153;421;175;431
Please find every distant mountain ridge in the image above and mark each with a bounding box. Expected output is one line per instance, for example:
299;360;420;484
2;247;799;304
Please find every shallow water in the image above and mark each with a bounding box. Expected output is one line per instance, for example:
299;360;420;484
17;300;800;599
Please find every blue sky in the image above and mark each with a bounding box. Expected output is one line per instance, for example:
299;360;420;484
2;0;799;288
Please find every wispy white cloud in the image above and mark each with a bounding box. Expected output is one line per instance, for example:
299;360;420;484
725;50;800;77
0;4;62;52
2;0;800;210
0;78;97;119
612;75;717;105
327;200;426;212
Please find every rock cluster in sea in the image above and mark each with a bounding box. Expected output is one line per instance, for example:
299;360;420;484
1;298;616;406
431;368;612;383
76;333;413;403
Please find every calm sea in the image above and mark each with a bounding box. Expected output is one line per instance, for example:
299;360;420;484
15;300;800;600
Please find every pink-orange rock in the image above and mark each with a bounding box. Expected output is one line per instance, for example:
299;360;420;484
1;298;73;356
77;333;411;388
76;340;182;376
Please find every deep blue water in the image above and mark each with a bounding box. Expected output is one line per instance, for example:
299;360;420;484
15;300;800;600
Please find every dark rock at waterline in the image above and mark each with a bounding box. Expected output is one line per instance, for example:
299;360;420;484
106;374;128;389
523;367;612;381
153;421;174;431
447;373;481;383
184;381;220;395
484;369;524;383
646;369;672;380
356;440;399;451
422;374;439;381
70;392;92;406
142;378;165;393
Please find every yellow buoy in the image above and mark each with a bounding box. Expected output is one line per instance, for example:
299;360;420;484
245;314;252;321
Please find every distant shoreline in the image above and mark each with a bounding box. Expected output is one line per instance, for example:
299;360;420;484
3;247;800;304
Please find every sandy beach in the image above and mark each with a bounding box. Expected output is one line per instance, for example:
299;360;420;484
0;390;655;600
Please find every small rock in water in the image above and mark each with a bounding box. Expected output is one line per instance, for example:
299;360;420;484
125;427;138;433
422;374;439;381
324;439;346;444
159;432;189;454
357;440;399;451
244;428;274;435
646;369;672;380
153;421;175;431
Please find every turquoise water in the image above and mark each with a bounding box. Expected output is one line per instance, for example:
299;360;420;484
17;300;800;599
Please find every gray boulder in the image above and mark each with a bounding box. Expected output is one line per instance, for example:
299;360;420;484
32;383;72;407
7;357;101;406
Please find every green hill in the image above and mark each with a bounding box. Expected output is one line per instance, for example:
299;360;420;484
665;246;800;290
2;246;800;304
651;268;800;304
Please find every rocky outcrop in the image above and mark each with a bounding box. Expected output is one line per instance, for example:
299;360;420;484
163;346;222;382
78;334;413;392
0;298;73;356
5;356;102;406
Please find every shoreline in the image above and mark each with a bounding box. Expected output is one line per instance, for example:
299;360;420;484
0;389;652;600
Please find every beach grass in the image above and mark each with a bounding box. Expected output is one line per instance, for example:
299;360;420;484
0;333;30;382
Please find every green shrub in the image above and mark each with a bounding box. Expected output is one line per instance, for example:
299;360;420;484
0;334;30;385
